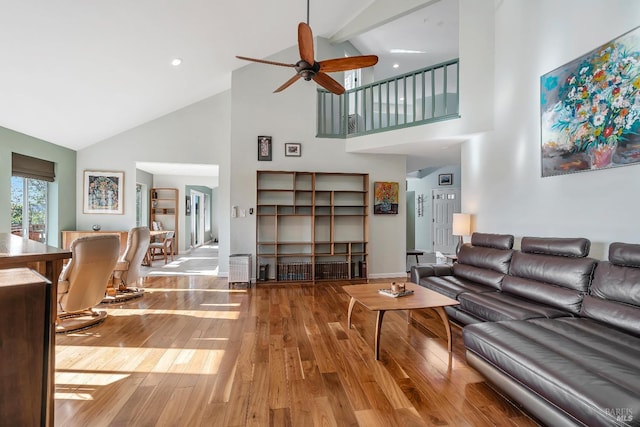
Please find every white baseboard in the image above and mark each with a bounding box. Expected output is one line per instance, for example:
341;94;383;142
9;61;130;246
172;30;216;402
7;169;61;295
368;272;408;279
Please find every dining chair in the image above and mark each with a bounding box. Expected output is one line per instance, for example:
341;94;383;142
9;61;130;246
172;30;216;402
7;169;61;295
148;230;175;264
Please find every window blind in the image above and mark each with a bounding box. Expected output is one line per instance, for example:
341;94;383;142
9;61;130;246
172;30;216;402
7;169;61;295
12;152;55;182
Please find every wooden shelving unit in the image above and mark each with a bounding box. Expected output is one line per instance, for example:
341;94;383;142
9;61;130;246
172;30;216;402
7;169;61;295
150;187;178;255
256;171;368;283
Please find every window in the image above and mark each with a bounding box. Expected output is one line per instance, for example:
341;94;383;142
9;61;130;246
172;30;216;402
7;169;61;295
11;176;48;243
136;183;143;227
344;68;361;91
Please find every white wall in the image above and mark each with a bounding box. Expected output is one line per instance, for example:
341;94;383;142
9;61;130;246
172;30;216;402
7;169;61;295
230;38;408;278
462;0;640;260
76;93;231;266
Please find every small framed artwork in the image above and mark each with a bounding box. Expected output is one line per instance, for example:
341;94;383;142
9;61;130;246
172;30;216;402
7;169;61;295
185;196;192;216
83;170;124;214
373;181;399;214
438;173;453;186
285;143;301;157
258;136;272;161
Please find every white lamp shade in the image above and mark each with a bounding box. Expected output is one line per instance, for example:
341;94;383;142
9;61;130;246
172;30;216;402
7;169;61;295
452;213;471;236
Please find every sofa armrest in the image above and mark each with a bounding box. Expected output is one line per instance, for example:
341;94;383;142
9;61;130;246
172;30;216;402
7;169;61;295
410;264;453;283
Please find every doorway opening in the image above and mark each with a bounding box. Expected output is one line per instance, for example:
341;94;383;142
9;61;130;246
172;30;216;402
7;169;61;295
190;190;209;248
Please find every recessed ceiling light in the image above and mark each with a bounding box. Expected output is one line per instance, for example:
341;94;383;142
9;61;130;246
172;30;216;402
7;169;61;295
393;63;399;69
171;58;182;66
390;49;427;54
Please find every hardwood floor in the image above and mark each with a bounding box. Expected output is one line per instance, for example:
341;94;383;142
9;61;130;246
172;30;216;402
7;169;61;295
55;275;538;426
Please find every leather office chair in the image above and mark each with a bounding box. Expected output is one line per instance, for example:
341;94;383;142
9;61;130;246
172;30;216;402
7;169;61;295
56;234;120;332
112;226;150;291
148;230;174;264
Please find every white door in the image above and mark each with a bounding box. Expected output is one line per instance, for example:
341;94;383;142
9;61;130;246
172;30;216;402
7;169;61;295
432;189;460;254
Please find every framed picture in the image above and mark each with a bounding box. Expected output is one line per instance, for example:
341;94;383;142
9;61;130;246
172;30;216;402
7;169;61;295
438;173;453;185
185;196;191;216
258;136;272;161
374;181;399;214
540;26;640;177
83;170;124;214
285;143;301;157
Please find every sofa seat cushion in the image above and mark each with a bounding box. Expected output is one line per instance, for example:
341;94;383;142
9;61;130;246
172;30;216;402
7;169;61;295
463;318;640;427
458;291;569;322
420;275;495;300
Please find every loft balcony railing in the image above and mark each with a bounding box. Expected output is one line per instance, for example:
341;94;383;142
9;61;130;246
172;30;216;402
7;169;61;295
317;58;459;138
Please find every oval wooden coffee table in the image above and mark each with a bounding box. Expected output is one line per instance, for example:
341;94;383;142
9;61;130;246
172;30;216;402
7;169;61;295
343;281;459;360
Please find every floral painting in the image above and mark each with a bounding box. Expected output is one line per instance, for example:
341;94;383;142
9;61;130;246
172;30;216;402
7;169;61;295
540;26;640;177
83;170;124;214
374;181;399;214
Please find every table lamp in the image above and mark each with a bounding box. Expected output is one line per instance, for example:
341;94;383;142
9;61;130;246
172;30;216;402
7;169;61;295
452;213;471;255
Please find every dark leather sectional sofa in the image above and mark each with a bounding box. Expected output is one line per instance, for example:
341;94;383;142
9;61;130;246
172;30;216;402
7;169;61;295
411;233;640;427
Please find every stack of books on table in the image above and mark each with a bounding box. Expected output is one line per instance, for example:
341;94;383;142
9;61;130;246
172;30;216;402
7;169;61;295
378;288;414;298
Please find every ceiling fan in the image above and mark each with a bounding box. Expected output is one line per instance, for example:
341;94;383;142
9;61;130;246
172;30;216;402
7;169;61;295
235;2;378;95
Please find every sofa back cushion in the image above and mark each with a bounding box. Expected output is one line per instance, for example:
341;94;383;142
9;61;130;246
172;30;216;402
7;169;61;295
453;233;514;290
503;237;596;314
581;242;640;336
520;236;590;257
470;232;514;250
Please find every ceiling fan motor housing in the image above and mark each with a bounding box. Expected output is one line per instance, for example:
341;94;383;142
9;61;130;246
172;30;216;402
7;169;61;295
296;61;320;80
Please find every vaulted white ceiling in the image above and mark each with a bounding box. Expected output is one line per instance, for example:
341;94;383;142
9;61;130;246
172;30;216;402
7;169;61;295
0;0;458;154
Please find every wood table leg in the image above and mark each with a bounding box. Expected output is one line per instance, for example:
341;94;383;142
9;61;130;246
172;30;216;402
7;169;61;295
347;297;356;329
375;310;386;360
433;306;453;352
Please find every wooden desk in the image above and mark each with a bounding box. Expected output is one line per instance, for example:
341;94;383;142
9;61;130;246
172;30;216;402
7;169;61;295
61;230;128;257
0;233;72;427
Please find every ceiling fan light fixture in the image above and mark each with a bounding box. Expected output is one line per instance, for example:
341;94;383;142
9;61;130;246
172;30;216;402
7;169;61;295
300;70;315;80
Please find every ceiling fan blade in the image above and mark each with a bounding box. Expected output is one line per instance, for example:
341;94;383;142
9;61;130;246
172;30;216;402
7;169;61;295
274;74;302;93
313;72;345;95
236;56;296;68
319;55;379;72
298;22;315;65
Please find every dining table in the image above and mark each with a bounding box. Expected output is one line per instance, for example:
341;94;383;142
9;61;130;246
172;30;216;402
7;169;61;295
0;233;72;427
